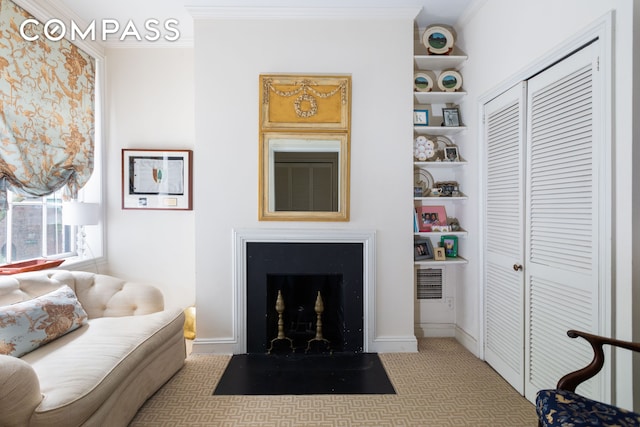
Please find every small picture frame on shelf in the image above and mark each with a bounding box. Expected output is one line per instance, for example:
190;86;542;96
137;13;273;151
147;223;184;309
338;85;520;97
417;205;448;232
414;238;434;260
444;146;459;162
434;181;460;197
434;247;446;261
442;107;461;127
440;235;458;258
413;109;429;126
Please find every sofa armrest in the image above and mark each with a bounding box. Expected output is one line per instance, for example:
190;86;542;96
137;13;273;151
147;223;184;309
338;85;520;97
72;273;165;318
0;355;42;426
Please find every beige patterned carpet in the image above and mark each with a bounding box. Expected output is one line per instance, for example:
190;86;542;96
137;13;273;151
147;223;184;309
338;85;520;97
130;338;537;426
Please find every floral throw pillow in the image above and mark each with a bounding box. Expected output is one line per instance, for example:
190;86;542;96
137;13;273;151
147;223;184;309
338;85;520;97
0;285;88;357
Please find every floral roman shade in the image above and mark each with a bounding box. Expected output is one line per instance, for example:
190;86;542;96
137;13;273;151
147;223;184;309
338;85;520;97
0;0;95;207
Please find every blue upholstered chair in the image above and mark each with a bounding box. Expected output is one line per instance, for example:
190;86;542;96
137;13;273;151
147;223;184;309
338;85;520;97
536;330;640;427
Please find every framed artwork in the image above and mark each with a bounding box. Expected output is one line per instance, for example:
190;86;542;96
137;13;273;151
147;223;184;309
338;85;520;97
413;109;429;126
440;235;459;258
259;74;351;131
417;205;448;232
434;247;446;261
414;238;434;260
122;149;193;210
444;146;459;162
442;107;461;127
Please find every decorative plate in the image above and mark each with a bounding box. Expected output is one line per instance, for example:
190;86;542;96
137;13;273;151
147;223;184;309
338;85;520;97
422;25;455;55
414;169;434;196
414;72;434;92
414;135;437;161
437;70;463;92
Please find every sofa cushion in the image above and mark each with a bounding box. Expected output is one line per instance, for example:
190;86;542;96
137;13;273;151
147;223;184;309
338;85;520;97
0;285;88;357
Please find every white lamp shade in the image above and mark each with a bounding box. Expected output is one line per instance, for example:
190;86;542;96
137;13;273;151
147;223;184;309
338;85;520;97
62;202;100;226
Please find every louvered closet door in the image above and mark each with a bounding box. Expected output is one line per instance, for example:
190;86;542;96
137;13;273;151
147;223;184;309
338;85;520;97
483;83;526;394
524;41;602;402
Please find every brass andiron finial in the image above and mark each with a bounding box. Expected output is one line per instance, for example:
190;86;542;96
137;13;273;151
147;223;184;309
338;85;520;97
268;290;293;354
306;291;331;353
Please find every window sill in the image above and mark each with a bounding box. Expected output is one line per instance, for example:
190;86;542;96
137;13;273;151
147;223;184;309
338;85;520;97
59;256;108;273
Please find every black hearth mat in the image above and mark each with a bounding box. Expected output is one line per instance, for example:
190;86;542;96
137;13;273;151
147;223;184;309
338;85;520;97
213;353;396;395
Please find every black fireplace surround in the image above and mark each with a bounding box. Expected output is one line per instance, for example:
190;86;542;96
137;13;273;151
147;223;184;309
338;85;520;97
246;242;364;354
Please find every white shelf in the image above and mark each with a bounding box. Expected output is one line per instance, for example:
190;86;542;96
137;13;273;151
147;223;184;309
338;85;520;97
415;256;468;266
414;91;466;104
414;161;468;168
415;230;468;239
414;126;467;135
414;54;468;71
415;195;469;202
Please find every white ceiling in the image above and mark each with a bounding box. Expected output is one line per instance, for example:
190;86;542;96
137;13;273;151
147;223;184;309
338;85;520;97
51;0;474;44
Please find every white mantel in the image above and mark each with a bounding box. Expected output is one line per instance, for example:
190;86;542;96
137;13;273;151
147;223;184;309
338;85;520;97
235;228;376;354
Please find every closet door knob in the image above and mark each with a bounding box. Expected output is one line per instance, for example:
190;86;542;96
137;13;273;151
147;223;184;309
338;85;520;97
513;264;523;272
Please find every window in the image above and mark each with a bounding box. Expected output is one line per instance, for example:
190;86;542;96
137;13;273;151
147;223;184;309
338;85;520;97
0;190;75;264
0;2;103;267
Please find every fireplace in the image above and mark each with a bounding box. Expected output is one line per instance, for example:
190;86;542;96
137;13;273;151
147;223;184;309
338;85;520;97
246;242;363;353
232;229;376;354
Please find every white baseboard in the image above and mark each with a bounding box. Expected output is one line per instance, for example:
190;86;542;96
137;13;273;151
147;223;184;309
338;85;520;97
414;323;456;337
371;335;418;353
455;325;479;357
191;338;236;355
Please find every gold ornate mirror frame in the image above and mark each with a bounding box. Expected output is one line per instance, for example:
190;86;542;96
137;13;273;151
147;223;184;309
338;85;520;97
258;74;351;221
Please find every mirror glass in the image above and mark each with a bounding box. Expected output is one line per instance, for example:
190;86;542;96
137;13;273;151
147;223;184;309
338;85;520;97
259;133;349;221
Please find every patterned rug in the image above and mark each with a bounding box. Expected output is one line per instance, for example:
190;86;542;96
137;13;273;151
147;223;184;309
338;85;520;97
130;338;537;426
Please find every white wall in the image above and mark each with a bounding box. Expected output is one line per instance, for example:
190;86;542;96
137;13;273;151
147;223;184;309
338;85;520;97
456;0;637;408
104;48;196;311
192;15;417;353
98;0;638;406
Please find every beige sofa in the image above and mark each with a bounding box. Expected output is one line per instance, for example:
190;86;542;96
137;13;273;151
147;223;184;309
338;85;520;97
0;270;186;427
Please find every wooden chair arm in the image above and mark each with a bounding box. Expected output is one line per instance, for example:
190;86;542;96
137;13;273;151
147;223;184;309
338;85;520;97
557;330;640;392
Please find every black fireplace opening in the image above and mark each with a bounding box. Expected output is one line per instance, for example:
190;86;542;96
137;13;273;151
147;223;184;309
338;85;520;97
266;274;343;353
246;242;364;354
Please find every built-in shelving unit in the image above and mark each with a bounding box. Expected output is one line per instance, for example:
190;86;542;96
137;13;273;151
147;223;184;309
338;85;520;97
413;50;468;266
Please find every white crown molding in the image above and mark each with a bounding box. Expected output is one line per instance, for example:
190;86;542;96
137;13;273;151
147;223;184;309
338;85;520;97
187;6;421;21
